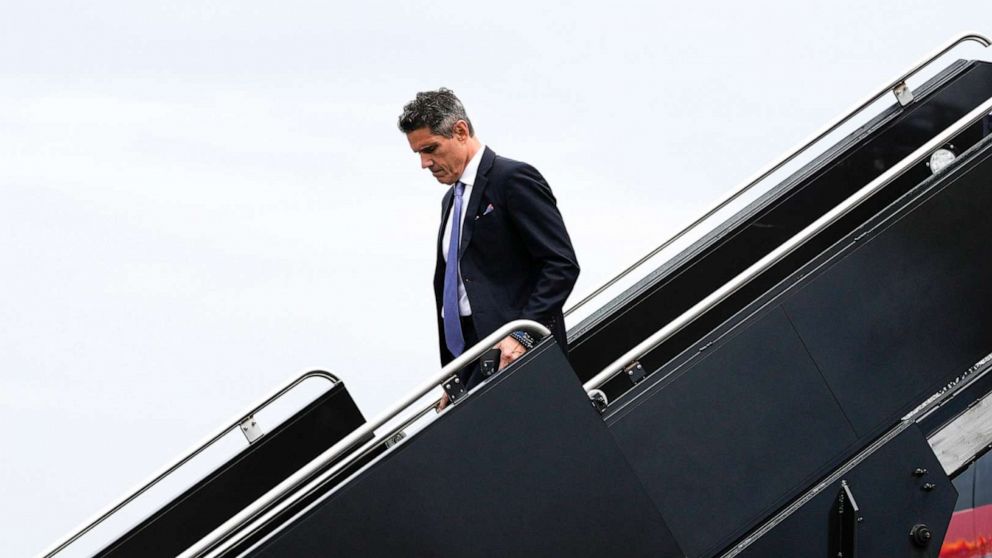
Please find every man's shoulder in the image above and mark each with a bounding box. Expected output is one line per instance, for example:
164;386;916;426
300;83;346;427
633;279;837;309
490;151;535;175
487;151;546;189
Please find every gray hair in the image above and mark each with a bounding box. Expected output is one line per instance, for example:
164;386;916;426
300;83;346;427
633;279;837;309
397;88;475;137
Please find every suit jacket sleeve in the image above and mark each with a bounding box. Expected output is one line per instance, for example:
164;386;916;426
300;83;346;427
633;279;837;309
504;163;580;324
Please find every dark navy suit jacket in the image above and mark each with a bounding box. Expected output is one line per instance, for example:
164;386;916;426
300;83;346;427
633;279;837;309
433;147;580;367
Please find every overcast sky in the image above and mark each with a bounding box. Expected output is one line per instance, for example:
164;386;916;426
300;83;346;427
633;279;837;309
3;1;991;556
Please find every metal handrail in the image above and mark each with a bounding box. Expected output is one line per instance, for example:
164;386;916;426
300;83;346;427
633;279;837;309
40;369;341;558
563;31;991;320
211;398;444;557
181;319;551;558
584;95;992;394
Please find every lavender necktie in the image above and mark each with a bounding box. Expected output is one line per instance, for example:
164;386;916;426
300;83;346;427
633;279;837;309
443;181;466;356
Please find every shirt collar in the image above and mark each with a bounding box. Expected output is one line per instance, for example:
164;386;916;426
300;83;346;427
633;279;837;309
458;144;486;187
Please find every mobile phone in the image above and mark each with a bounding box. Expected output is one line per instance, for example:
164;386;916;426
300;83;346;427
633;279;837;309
480;347;502;378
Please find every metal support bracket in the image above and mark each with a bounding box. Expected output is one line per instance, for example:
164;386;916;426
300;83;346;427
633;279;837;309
589;389;609;413
892;81;914;106
442;375;467;405
239;415;265;444
384;431;406;449
625;362;647;386
829;480;862;557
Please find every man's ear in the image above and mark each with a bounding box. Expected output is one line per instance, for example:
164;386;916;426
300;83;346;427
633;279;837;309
453;120;470;141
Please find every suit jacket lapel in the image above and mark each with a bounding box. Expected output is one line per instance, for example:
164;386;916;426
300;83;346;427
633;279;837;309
458;146;495;261
436;187;454;260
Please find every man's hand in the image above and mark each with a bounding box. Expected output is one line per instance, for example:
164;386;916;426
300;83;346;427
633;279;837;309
435;392;450;413
495;336;527;371
436;337;526;414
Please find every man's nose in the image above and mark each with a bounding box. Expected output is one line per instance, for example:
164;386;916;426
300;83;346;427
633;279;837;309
420;155;432;169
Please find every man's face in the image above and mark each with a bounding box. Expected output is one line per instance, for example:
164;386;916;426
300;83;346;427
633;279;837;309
406;122;471;185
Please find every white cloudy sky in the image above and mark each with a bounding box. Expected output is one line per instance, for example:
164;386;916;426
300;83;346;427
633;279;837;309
2;1;991;556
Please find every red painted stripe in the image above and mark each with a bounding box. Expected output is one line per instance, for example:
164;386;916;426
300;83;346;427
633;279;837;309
940;504;992;558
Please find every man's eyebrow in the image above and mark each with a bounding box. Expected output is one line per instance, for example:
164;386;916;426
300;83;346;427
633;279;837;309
414;143;438;153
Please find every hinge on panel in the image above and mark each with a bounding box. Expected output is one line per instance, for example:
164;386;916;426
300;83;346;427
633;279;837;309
892;81;914;106
239;415;265;444
442;375;467;405
625;362;647;386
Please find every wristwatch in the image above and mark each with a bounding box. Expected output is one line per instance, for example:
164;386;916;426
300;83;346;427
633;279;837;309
509;330;536;350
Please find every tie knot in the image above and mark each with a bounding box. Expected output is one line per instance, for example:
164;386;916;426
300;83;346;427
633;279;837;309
454;181;465;198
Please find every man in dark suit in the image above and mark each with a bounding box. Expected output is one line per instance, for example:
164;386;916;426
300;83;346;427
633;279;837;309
398;88;580;409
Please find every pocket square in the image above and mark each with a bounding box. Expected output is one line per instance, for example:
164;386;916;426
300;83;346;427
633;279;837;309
476;203;495;220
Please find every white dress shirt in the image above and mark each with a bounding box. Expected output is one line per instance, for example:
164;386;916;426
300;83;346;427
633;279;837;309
442;145;486;317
